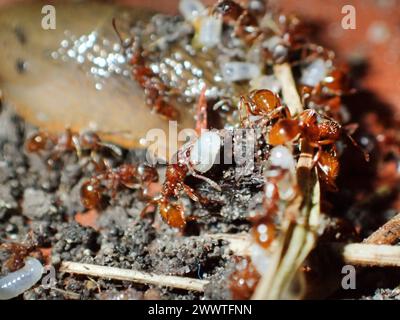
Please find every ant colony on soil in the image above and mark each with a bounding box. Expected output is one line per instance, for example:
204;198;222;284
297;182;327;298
1;0;400;301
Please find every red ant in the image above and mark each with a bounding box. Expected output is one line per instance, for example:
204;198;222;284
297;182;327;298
268;108;366;190
80;163;159;210
239;89;289;127
26;128;122;169
141;88;222;229
112;19;179;121
239;89;365;190
301;67;352;119
213;0;260;43
249;145;298;250
254;11;334;65
0;241;40;272
229;256;260;300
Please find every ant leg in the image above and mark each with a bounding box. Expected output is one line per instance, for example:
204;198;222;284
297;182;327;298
182;183;202;203
110;177;119;199
317;139;336;146
344;132;370;162
97;142;123;158
306;142;322;168
238;97;255;128
312;148;321;168
71;134;82;159
195;86;208;135
189;170;222;192
140;198;160;218
258;106;291;124
317;161;339;191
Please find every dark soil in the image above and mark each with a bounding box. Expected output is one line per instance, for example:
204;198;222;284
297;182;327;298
0;102;260;300
1;101;399;300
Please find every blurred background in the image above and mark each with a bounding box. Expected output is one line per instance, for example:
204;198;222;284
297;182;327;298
1;0;398;110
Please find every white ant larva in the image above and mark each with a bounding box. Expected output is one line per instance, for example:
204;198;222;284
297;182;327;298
182;130;223;191
0;258;43;300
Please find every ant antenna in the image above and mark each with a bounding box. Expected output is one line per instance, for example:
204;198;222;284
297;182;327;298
195;86;208;135
343;124;370;162
112;18;132;50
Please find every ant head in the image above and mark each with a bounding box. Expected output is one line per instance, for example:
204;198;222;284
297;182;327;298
26;131;49;153
249;89;282;115
79;131;101;150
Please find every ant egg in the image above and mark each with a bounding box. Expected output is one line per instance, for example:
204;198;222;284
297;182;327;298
221;62;261;82
276;173;296;200
198;16;223;48
0;258;43;300
269;145;296;172
179;0;206;22
300;58;329;87
190;131;221;173
250;243;271;276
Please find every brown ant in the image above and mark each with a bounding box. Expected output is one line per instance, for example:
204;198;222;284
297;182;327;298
213;0;260;43
0;241;40;272
141;89;221;229
112;19;179;121
268;108;367;189
80;163;159;210
26;128;122;169
239;89;366;190
301;67;353;119
229;257;260;300
239;89;289;129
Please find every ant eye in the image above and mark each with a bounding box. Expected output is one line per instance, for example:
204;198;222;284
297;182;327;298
190;131;222;173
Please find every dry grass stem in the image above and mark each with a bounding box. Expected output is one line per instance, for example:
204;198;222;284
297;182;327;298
60;261;209;292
